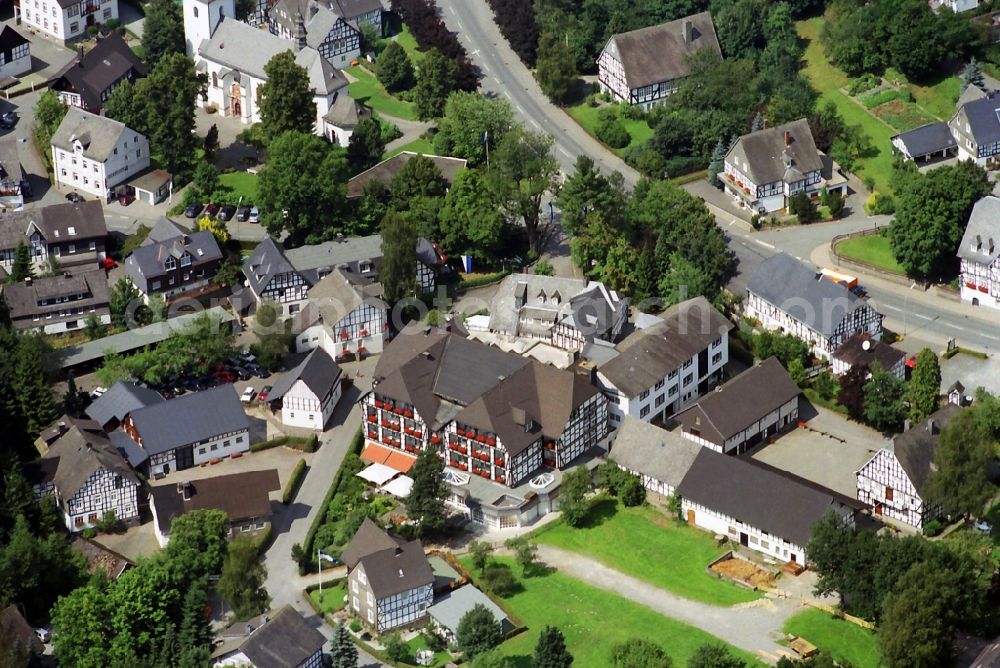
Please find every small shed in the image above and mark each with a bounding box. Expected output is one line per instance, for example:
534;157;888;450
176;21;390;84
427;585;513;644
129;170;172;205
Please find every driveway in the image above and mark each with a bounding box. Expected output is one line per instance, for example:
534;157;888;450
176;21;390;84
535;544;800;662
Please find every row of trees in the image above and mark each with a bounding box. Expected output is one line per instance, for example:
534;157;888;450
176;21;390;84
375;39;466;119
0;308;58;456
388;0;478;92
557;155;733;306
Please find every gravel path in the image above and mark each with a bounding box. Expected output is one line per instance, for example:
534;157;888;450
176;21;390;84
536;545;800;662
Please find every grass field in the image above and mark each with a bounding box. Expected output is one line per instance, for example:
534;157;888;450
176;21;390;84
460;556;762;668
394;25;422;64
347;66;417;121
218;171;258;202
384;137;435;159
797;19;897;193
834;234;905;274
566;103;653;156
784;609;882;668
908;78;960;121
534;499;760;606
308;583;347;614
869;99;937;132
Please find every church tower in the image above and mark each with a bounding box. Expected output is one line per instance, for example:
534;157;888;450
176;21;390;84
183;0;237;56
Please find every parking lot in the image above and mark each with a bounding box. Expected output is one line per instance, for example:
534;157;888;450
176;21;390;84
747;398;890;498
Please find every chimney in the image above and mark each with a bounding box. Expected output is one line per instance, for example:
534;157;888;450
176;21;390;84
24;276;31;286
177;480;192;500
784;130;791;146
58;421;67;434
309;0;318;17
681;19;692;43
927;419;937;435
77;44;85;65
903;418;911;432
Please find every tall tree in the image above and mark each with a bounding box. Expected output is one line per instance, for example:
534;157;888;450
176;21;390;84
535;31;577;103
7;242;32;284
142;0;185;68
707;138;727;187
192;161;220;201
330;622;358;668
879;562;964;668
558;467;592;528
407;446;447;536
556;155;626;236
258;50;317;140
177;578;213;668
485;0;540;65
456;604;504;659
438;169;506;265
414;49;456;120
378;209;417;307
346;117;385;173
142;53;205;181
837;364;868;421
163;509;229;581
219;537;270;619
104;80;148;136
863;363;907;432
257;131;349;243
926;409;996;519
488;127;560;252
534;626;572;668
109;277;142;329
437;92;515;166
610;639;673;668
376;41;414;92
468;539;494;574
961;58;985;94
388;154;448;210
907;349;940;422
15;334;57;435
33;90;68;148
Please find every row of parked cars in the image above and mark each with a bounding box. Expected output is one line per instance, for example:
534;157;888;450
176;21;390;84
184;202;260;223
90;353;273;402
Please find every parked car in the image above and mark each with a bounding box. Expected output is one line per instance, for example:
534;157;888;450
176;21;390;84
257;385;272;402
99;258;118;270
213;370;235;384
89;386;107;400
184;203;204;218
974;520;993;534
234;366;251;381
248;364;271;379
0;112;17;129
238;351;256;364
34;628;50;644
236;205;251;222
203;203;220;218
65;192;84;203
218;205;237;221
248;206;260;223
241;387;256;403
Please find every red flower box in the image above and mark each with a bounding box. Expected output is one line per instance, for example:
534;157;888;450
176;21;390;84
477;435;486;443
497;476;506;484
980;285;989;293
374;400;383;408
340;331;349;340
495;458;505;467
431;435;441;444
404;410;413;418
966;281;977;290
486;437;495;446
360;328;368;337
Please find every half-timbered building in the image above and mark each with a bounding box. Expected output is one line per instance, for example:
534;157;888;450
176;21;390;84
25;421;141;532
242;237;310;316
268;0;361;67
856;405;959;529
342;518;434;633
121;385;250;476
746;253;884;359
959;195;1000;309
594;296;731;427
295;266;386;361
608;417;702;498
211;605;326;668
831;333;906;379
673;357;801;455
265;348;342;430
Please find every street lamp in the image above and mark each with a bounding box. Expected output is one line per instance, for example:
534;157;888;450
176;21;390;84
902;281;917;337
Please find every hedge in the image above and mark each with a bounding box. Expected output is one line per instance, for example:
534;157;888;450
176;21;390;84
303;426;364;559
250;434;318;453
283;459;307;505
457;269;513;291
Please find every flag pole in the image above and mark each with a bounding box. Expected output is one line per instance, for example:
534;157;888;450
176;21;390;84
318;548;322;596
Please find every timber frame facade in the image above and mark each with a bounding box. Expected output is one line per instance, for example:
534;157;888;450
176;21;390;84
349;561;434;633
856;449;938;529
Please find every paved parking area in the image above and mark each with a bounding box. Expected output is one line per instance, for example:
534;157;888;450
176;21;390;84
94;521;159;561
940;351;1000;398
747;399;889;498
152;444;310;493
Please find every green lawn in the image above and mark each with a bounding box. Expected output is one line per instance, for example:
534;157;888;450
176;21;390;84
534;500;760;606
394;25;422;65
218;171;258;202
797;19;897;193
834;234;905;274
784;609;882;668
460;557;762;668
566;103;653;156
908;78;960;121
384;137;435;159
403;634;453;667
347;66;417;121
308;582;347;614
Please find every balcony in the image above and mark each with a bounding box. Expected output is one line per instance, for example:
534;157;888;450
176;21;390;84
449;443;467;455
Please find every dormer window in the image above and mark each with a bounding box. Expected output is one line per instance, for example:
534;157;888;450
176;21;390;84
181;254;191;267
165;257;176;270
67;226;76;236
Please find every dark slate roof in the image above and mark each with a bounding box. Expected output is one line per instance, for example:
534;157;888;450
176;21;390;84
832;333;905;372
956;90;1000;147
427;585;511;635
149;469;280;534
48;33;146;111
892;122;956;158
600;297;731;397
959;196;1000;264
332;0;383;18
676;448;857;548
346;152;467;198
609;417;702;490
4;270;110;326
342;519;433;598
26;425;139;499
747;253;875;338
672;357;800;445
125;229;222;280
243;237;298;297
0;27;28;55
602;12;720;90
0;200;107;252
71;536;133;580
108;429;149;468
231;606;326;668
86;380;164;427
267;348;342;403
128;385;248;455
727;119;823;186
891;404;961;496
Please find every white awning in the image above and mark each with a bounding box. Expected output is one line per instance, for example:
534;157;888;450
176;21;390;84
356;463;399;486
379;475;414;499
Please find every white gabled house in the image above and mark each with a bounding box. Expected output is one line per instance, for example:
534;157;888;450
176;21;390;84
51;107;150;200
242;237;311;317
746;253;884;360
295;266;387;361
959;196;1000;309
264;348;343;430
211;605;326;668
856;405;959;530
17;0;119;43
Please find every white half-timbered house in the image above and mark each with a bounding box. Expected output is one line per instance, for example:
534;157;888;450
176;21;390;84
608;417;702;498
673;357;800;455
959;196;1000;309
295;266;387;361
211;605;325;668
677;449;861;565
724;119;848;215
342;519;434;633
746;253;884;359
265;348;343;430
831;333;906;379
268;0;361;67
597;12;720;109
242;237;310;316
594;296;732;427
121;385;250;476
25;421;141;532
856;405;958;529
